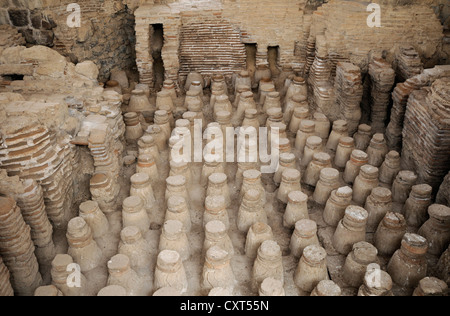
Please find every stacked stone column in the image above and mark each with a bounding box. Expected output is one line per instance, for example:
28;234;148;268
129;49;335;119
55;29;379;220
335;62;363;134
15;179;56;266
0;122;74;228
0;196;42;296
308;35;334;116
386;65;450;152
395;46;424;82
368;58;395;134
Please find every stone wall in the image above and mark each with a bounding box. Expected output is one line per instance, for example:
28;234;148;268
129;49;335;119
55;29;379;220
0;24;26;53
135;0;448;91
0;0;136;81
306;0;444;74
135;0;306;90
135;4;181;88
1;0;448;86
0;45;99;95
0;0;56;46
222;0;306;66
0;45;125;228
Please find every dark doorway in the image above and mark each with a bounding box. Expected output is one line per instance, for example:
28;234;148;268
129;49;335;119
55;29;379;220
245;43;257;86
268;46;281;77
151;24;165;91
2;74;24;81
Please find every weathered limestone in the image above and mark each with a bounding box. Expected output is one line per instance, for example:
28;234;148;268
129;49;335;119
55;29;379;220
51;254;89;297
107;254;149;296
202;246;235;293
294;245;329;293
252;240;283;292
66;217;102;273
0;174;55;266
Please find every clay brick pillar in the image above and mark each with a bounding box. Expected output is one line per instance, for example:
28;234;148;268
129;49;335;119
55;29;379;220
161;17;182;93
401;78;450;193
256;47;269;67
135;5;182;93
135;19;154;87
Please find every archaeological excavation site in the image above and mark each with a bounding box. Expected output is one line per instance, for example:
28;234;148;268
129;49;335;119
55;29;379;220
0;0;449;298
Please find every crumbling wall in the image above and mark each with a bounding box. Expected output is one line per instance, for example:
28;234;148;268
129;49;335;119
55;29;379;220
0;93;76;228
0;25;26;51
400;77;450;193
0;0;136;81
2;0;447;85
135;0;306;90
222;0;306;66
0;0;56;46
305;0;443;74
0;45;125;229
0;45;99;95
134;4;181;89
386;65;450;152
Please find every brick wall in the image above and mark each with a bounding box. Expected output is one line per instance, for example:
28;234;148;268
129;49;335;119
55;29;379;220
401;78;450;193
135;4;182;88
135;0;306;90
179;13;246;82
222;0;306;66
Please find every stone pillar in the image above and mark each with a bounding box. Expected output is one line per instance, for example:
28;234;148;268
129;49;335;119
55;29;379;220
135;5;182;92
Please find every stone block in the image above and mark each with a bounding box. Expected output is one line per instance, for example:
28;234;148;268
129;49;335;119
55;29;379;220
30;10;42;29
41;16;56;30
0;46;26;64
0;9;10;25
110;69;129;89
75;61;99;80
41;19;52;30
8;9;29;27
20;45;66;63
1;100;68;132
33;29;54;46
20;28;35;44
0;64;34;76
35;60;65;77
